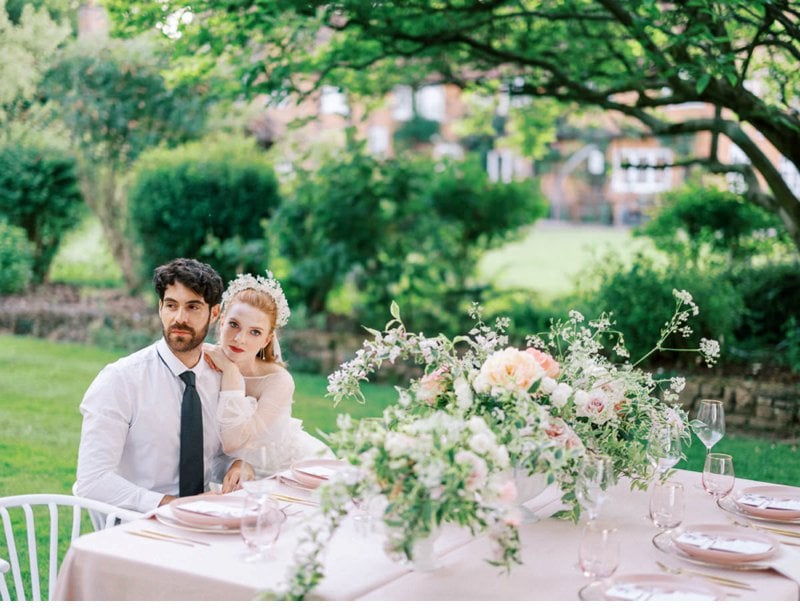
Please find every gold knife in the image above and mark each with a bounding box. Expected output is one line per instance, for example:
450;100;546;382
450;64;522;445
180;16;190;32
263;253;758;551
126;530;196;547
137;528;212;546
269;492;318;506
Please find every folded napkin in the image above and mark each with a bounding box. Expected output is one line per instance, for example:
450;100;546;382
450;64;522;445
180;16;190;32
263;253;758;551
175;500;250;518
769;548;800;585
296;465;338;479
738;493;800;511
677;532;772;555
605;583;716;601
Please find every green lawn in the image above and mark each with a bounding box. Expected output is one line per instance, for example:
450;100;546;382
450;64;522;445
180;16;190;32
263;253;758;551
2;333;797;499
478;221;654;300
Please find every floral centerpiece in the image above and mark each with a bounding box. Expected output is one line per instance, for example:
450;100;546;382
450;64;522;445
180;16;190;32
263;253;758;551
268;290;719;599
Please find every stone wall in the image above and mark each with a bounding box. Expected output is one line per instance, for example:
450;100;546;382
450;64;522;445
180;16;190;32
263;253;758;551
679;376;800;439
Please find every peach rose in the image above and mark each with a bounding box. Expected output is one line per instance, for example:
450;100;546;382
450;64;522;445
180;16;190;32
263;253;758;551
525;348;561;378
474;348;545;394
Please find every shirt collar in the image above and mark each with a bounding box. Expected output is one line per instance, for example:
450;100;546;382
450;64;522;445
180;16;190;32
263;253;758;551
156;337;206;378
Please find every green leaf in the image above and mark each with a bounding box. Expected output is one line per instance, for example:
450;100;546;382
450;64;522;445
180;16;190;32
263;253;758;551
390;301;401;320
696;73;711;94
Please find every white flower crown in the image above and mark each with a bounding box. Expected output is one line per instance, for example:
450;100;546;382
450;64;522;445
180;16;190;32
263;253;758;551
221;270;291;328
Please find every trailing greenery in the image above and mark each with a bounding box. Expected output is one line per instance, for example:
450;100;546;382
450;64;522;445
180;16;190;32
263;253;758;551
129;134;280;284
0;220;34;294
0;144;84;282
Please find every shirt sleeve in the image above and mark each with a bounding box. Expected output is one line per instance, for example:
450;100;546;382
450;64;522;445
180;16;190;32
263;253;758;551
217;369;294;456
74;364;164;513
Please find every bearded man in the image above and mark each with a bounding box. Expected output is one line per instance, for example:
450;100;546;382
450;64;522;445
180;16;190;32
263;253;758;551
75;258;250;512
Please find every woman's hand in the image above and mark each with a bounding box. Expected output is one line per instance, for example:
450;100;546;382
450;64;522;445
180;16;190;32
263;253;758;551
203;343;235;373
222;459;255;493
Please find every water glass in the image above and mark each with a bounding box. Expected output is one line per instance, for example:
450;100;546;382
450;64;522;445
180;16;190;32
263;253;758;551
578;521;620;580
702;453;735;501
693;399;725;455
649;480;684;532
240;495;286;562
575;454;616;520
646;425;682;480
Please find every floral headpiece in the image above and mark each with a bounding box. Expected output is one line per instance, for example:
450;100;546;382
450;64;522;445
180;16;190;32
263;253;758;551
221;270;290;328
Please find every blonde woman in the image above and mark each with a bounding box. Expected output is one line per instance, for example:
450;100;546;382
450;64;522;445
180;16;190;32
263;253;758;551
204;271;332;482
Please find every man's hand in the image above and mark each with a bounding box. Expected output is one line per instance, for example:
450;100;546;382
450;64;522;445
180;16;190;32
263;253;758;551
158;494;177;507
222;459;255;493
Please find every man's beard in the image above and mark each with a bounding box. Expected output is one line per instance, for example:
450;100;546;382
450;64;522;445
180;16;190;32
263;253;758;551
163;319;210;354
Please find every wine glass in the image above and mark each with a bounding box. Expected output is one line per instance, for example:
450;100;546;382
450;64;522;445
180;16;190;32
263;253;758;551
702;453;735;502
578;521;620;587
574;454;616;521
645;425;682;480
693;399;725;455
240;494;286;562
649;480;684;534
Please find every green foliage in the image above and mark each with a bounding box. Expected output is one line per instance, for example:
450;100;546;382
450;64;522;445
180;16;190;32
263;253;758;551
0;220;34;294
42;37;208;169
276;141;546;333
393;115;440;149
107;1;800;249
637;184;787;264
577;252;743;366
0;144;84;282
0;0;70;127
725;263;800;365
129;135;281;283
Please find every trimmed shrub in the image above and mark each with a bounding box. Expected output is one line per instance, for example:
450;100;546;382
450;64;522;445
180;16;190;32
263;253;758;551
0;221;34;294
578;252;744;366
0;144;84;282
129;136;281;282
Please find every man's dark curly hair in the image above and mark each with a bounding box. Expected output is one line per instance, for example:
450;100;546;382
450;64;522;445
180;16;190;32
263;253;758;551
153;258;224;307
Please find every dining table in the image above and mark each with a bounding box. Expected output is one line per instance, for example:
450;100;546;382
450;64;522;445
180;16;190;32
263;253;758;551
53;469;800;601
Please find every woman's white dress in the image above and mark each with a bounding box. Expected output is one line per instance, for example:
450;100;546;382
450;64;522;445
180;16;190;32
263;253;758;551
217;369;333;473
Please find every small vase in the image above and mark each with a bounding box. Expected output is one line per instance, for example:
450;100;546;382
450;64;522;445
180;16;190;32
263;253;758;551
512;467;550;523
411;527;442;572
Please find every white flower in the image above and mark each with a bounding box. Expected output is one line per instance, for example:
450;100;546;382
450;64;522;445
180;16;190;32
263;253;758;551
384;432;415;457
669;377;686;393
540;376;558;394
469;432;492;455
453;376;474;411
550;382;573;408
700;338;721;366
474;347;545;394
574;388;616;425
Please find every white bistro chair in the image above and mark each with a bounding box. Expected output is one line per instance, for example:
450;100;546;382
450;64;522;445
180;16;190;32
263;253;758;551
0;493;140;601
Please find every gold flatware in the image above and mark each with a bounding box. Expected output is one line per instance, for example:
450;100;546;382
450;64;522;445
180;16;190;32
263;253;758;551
136;528;211;546
269;492;318;507
729;517;800;540
126;530;196;547
655;561;756;591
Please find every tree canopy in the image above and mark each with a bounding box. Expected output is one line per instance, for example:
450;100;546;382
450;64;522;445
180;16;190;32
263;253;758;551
108;0;800;249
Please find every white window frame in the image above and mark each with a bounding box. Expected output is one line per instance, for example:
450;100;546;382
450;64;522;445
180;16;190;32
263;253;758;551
610;147;673;194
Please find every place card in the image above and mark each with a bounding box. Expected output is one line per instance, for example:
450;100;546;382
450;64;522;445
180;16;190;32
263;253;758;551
176;500;250;518
737;493;800;511
676;531;772;555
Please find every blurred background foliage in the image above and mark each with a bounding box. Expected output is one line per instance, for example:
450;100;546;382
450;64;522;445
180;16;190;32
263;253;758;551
0;0;798;378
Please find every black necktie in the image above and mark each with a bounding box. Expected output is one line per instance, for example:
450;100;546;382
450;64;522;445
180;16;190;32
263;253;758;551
179;371;204;496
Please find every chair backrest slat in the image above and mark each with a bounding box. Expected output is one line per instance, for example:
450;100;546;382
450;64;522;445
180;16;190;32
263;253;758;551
22;505;39;601
0;508;22;600
0;494;140;601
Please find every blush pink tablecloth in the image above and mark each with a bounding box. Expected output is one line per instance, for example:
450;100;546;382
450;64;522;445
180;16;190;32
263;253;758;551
53;470;800;601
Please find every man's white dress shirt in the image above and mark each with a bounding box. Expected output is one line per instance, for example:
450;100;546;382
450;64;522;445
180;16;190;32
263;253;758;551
75;338;231;512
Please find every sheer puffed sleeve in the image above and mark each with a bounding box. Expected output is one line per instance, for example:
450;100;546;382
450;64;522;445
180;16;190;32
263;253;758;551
217;369;294;457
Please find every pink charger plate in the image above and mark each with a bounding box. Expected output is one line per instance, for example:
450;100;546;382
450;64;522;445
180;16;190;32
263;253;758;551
289;459;350;490
600;573;723;601
735;486;800;522
673;523;779;566
169;493;252;529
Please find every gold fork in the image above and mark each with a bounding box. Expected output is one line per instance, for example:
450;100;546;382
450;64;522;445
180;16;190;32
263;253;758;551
655;561;756;590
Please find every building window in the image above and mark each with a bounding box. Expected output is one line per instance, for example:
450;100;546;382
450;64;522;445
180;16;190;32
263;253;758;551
320;86;349;116
487;149;514;183
367;125;390;156
391;85;414;121
726;143;749;194
610;147;673;194
415;85;446;122
780;156;800;199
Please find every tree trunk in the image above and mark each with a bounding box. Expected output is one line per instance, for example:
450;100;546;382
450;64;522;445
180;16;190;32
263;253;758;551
77;164;143;293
